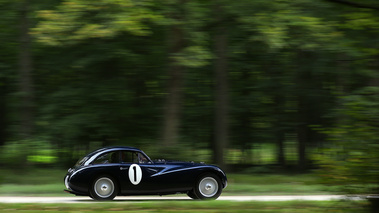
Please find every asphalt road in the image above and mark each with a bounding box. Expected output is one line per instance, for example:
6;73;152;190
0;195;354;203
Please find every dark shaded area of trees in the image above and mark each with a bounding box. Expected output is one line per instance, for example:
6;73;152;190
0;1;378;197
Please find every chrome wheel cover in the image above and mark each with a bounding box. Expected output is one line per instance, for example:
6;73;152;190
199;177;218;197
94;177;114;198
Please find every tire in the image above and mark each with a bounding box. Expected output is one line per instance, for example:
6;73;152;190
193;173;222;200
187;190;199;200
90;175;118;201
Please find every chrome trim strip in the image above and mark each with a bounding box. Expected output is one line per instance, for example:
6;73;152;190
151;166;206;177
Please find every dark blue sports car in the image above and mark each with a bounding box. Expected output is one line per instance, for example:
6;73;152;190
64;146;227;200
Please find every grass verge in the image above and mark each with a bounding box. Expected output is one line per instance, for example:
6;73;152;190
0;200;369;213
0;169;340;196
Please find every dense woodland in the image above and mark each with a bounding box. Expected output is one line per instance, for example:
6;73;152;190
0;0;378;192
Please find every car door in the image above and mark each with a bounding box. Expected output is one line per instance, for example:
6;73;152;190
118;151;161;194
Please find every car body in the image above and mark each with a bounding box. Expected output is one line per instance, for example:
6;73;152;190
64;146;227;200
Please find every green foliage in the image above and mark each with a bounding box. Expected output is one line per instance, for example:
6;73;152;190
32;0;161;45
0;140;30;168
0;0;379;180
316;87;379;194
0;139;58;168
173;46;213;68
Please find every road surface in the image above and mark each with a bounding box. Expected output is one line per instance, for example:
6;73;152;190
0;195;356;203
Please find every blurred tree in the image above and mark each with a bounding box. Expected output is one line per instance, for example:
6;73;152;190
1;0;379;173
31;0;164;163
317;87;379;193
33;0;213;153
316;1;379;210
161;0;187;148
33;0;159;45
0;0;17;146
226;0;344;169
324;0;379;10
211;1;231;168
0;77;6;146
18;0;34;139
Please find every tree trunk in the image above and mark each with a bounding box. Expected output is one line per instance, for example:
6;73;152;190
277;131;285;167
273;87;286;167
212;5;229;169
0;78;6;146
297;105;307;171
18;0;34;139
162;5;185;147
296;51;312;171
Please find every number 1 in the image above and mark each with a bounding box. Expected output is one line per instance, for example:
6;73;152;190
133;166;137;182
128;164;142;185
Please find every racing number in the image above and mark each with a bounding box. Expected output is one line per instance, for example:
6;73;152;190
133;166;137;182
128;164;142;185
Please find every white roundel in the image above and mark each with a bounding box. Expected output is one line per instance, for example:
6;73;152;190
128;164;142;185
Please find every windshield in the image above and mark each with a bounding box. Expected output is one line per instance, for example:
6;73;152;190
75;156;88;167
74;147;108;167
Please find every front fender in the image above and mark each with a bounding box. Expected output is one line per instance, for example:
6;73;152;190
197;166;227;188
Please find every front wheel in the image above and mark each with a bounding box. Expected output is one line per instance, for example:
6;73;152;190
90;175;118;201
187;190;199;199
192;173;222;200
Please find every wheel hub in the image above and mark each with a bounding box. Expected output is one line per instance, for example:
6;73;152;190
101;184;108;191
205;183;212;190
198;177;218;198
94;177;115;198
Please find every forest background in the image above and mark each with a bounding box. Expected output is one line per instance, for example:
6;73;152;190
0;0;378;195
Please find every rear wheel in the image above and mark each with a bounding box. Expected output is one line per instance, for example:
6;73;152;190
90;175;118;201
193;173;222;200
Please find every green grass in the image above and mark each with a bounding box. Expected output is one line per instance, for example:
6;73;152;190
225;174;341;195
0;168;68;196
0;169;369;212
0;169;67;185
0;201;369;212
0;184;69;196
0;169;340;196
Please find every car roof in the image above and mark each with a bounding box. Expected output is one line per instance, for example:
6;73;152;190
104;146;142;151
85;146;142;157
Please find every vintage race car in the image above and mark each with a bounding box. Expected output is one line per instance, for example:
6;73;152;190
64;146;227;200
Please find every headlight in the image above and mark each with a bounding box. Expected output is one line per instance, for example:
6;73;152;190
64;175;70;190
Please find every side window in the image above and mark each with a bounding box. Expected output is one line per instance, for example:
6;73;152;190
92;151;119;165
121;151;149;164
138;153;148;164
120;151;138;164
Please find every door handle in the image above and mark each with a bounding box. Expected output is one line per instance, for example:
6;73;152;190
120;167;128;171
